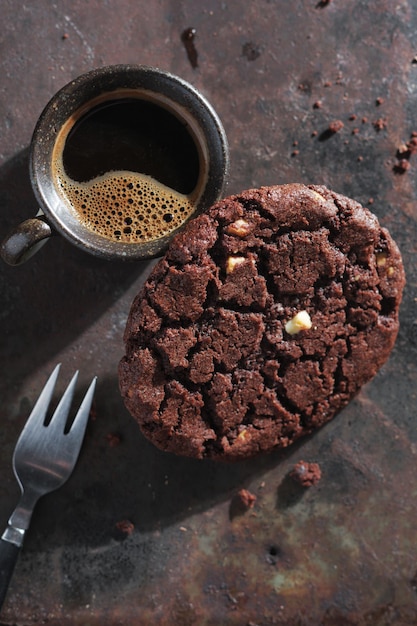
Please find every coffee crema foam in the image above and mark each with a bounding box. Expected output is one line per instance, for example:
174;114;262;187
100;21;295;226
56;168;196;243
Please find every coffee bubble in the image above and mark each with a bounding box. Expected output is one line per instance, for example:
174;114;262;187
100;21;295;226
55;167;196;243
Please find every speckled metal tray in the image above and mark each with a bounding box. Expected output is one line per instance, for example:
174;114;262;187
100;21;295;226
1;1;417;624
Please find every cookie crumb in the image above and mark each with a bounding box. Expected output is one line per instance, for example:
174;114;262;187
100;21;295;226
181;27;198;69
407;136;417;154
242;41;262;61
230;487;257;519
394;133;417;173
237;488;257;509
397;142;410;157
373;117;387;131
290;461;321;487
394;159;411;174
106;432;122;447
328;119;344;134
114;519;134;538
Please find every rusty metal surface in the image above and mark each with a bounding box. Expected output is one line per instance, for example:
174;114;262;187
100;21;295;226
1;1;417;624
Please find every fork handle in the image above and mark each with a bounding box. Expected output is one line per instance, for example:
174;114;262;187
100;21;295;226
0;538;21;610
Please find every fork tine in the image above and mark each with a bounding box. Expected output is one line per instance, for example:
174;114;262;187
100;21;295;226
16;364;61;438
66;376;97;443
47;370;79;432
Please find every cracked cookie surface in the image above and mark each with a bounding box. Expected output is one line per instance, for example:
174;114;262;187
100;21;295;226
119;184;405;461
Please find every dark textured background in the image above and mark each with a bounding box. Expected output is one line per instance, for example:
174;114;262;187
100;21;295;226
1;1;417;624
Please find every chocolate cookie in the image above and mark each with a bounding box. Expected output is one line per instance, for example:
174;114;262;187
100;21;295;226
119;184;405;461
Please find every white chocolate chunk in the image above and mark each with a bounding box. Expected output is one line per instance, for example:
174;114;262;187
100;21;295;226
226;219;252;237
226;256;247;273
285;310;312;335
310;190;326;203
237;428;250;441
376;251;387;266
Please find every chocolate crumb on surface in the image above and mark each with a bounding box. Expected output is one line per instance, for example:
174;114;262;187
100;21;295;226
393;132;417;173
113;519;135;540
290;461;322;487
397;143;410;157
328;119;344;133
237;488;257;509
407;137;417;153
119;184;405;461
373;117;388;131
106;432;122;447
394;159;411;174
230;487;257;519
181;27;198;69
242;41;262;61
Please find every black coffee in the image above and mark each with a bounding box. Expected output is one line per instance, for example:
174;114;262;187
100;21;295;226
53;96;202;243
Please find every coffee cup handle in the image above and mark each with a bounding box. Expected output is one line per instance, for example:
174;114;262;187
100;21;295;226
0;214;53;266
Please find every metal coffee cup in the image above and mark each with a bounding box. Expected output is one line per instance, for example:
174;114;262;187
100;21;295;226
1;65;229;265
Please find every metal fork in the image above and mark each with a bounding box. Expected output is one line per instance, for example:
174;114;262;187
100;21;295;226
0;364;97;611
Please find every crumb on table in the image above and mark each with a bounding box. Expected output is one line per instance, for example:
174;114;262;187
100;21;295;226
328;119;344;133
106;432;122;447
115;519;135;536
237;488;257;509
289;460;322;487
